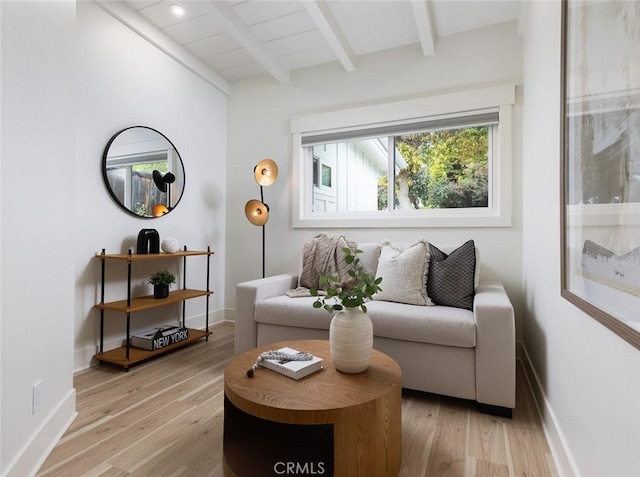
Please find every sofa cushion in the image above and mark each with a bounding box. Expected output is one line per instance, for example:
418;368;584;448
256;296;332;330
367;300;475;347
373;240;432;306
254;295;475;348
427;240;476;310
356;242;381;276
437;243;480;289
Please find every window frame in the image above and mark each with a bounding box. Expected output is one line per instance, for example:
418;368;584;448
291;84;516;228
105;152;171;213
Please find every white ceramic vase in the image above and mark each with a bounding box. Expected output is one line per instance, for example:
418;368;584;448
329;307;373;373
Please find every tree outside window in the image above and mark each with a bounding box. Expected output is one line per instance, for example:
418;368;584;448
307;125;490;214
390;126;489;210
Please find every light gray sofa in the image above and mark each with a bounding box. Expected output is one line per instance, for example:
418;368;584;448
235;242;516;416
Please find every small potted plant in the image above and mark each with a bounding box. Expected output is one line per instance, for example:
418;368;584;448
148;269;176;299
310;246;382;373
310;247;382;313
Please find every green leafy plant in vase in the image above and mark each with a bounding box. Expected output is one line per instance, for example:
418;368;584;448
149;269;176;299
310;246;382;373
310;247;382;312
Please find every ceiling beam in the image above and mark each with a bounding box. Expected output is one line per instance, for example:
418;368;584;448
411;0;435;57
207;1;290;85
304;1;355;72
94;1;230;95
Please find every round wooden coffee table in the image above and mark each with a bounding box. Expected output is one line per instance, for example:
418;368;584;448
223;340;401;477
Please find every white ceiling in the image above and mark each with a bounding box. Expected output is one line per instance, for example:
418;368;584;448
111;0;522;87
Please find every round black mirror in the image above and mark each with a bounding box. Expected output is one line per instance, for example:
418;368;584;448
102;126;185;218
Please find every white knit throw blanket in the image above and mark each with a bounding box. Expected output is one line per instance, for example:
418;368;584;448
286;233;357;297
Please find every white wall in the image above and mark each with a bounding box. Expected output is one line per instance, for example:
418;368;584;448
1;2;77;475
226;21;524;333
72;2;227;372
521;2;640;476
1;1;227;473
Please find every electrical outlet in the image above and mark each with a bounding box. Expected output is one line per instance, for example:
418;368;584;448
32;380;43;415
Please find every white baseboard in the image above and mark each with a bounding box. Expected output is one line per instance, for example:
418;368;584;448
3;389;77;477
519;343;579;477
225;308;235;322
183;308;226;331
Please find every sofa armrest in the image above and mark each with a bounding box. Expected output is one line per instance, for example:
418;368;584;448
473;280;516;409
235;273;298;354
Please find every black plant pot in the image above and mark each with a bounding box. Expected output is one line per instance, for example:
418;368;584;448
153;284;169;299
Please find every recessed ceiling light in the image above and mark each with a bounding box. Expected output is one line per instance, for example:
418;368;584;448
169;4;185;17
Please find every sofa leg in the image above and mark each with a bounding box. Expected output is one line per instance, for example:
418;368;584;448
477;402;513;418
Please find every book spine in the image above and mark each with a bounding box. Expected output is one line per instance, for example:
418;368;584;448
155;328;189;350
132;328;189;351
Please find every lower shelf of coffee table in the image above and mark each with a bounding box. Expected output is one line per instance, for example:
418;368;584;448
94;328;211;370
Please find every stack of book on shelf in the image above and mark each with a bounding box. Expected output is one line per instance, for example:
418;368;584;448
259;347;323;379
130;325;189;351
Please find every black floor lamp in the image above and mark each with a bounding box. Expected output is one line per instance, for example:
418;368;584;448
245;159;278;278
152;170;176;216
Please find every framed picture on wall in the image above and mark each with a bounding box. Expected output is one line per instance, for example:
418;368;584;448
560;0;640;350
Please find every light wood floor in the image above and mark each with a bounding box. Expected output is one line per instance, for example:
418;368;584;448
38;322;557;477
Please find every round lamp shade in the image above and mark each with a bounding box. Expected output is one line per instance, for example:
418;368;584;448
254;159;278;187
245;199;269;226
153;171;176;192
152;204;170;216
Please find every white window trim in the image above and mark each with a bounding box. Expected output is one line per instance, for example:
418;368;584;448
291;84;516;228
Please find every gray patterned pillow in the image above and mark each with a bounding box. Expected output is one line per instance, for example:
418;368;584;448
427;240;476;310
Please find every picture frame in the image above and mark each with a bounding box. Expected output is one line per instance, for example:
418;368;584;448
560;0;640;350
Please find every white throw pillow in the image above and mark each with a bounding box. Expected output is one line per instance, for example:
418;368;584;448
373;240;432;306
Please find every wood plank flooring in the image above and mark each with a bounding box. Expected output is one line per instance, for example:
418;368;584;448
38;322;557;476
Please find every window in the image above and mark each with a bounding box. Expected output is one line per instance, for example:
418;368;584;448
291;85;515;228
306;122;494;214
105;154;170;217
